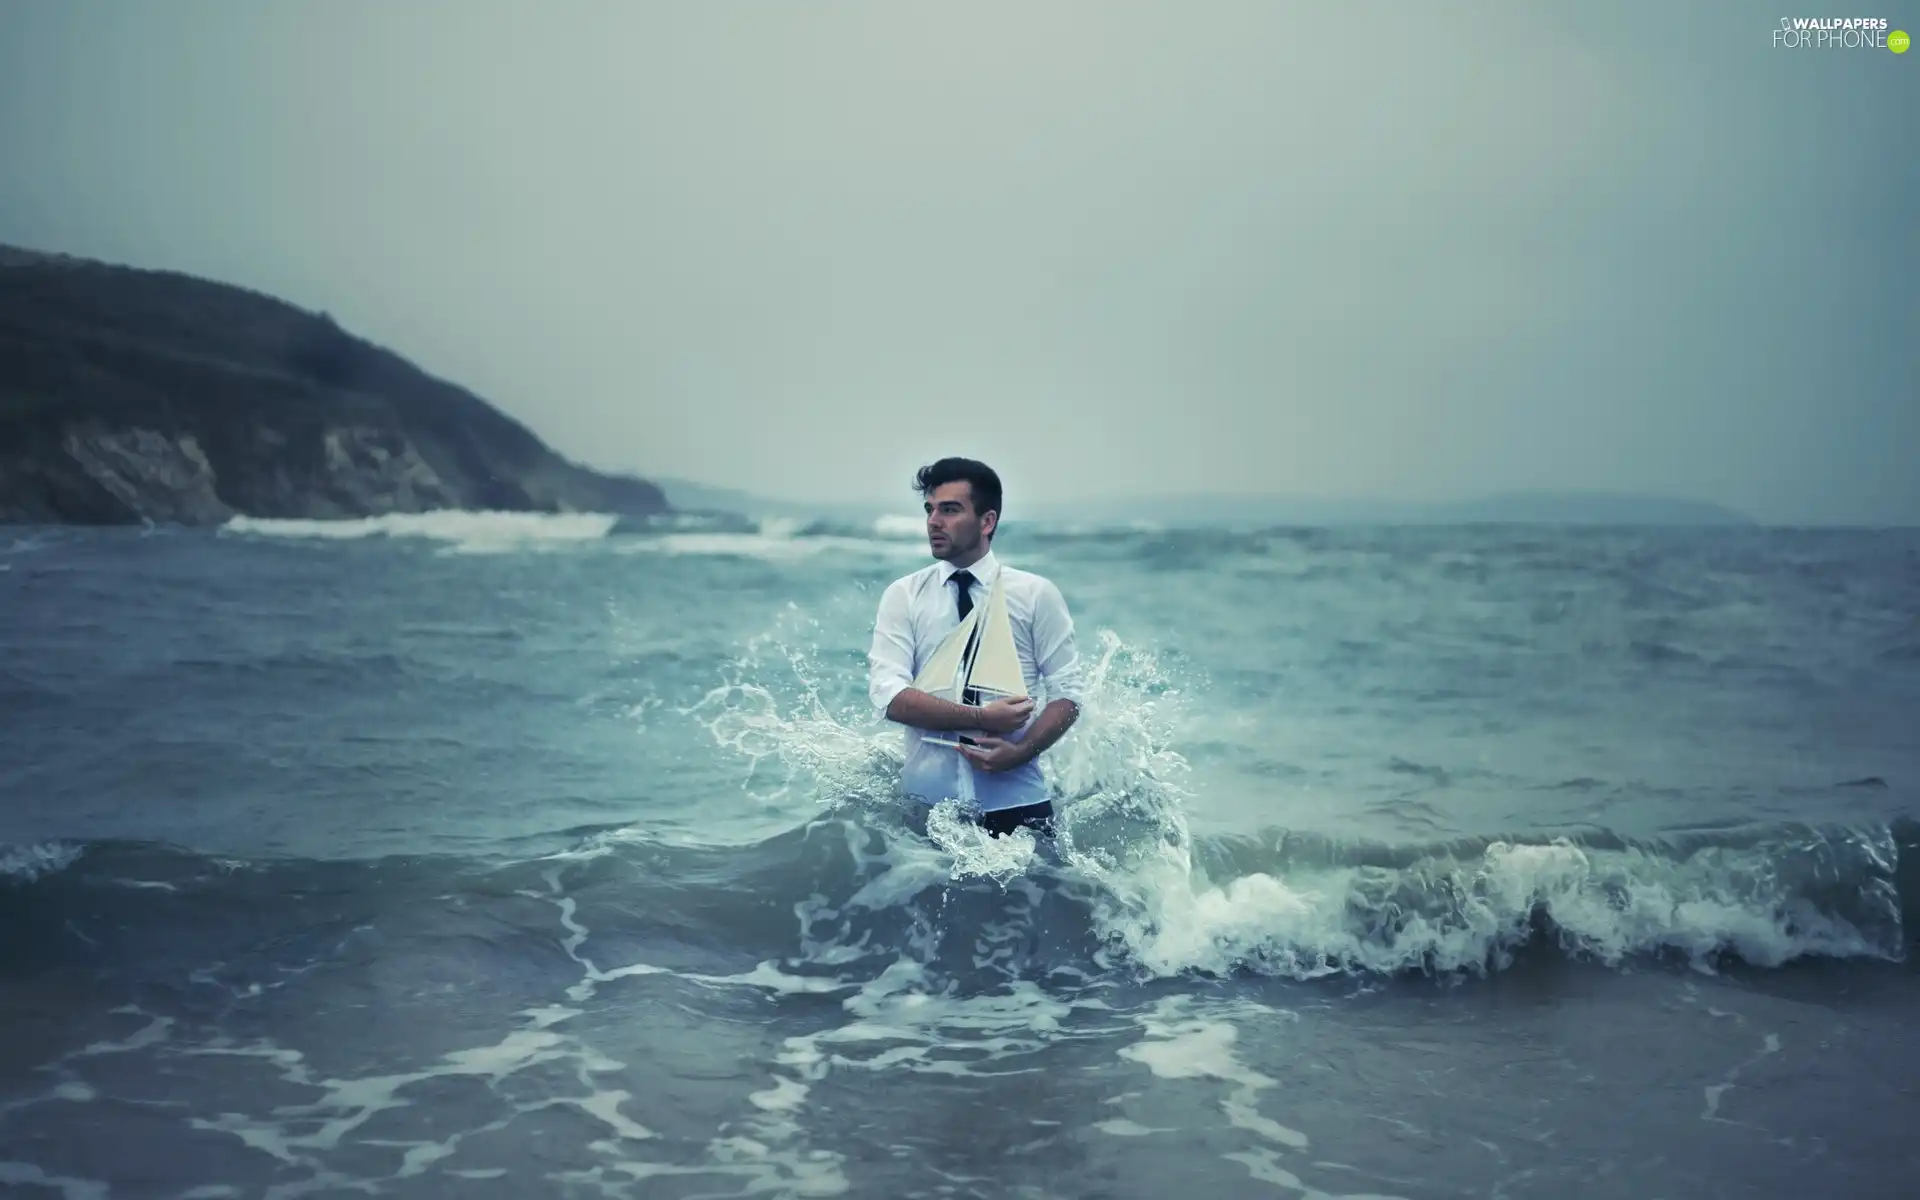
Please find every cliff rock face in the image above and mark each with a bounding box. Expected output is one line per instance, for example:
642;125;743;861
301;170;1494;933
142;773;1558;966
62;425;235;524
0;245;670;525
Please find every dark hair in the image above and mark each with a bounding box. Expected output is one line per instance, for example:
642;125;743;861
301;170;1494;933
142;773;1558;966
913;457;1003;523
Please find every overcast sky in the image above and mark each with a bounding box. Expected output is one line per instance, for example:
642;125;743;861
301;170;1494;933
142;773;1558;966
1;2;1913;523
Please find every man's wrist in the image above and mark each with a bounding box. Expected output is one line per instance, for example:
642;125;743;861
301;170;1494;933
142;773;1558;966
1012;728;1054;766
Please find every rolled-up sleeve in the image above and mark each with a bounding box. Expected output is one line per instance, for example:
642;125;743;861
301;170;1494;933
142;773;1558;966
1029;579;1086;709
868;580;916;718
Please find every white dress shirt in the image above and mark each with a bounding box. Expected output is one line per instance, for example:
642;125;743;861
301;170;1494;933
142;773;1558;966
868;550;1086;813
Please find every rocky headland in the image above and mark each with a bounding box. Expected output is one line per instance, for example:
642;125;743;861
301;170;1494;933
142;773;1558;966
0;245;669;525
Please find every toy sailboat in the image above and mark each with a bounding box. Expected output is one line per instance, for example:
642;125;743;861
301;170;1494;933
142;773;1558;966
912;568;1029;750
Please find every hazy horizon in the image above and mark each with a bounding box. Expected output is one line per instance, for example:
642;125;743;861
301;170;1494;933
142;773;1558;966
645;471;1774;522
2;2;1913;524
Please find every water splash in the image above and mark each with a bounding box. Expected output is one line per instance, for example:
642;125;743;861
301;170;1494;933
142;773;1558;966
683;605;904;809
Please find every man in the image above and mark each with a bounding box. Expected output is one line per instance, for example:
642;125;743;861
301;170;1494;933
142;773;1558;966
867;457;1085;837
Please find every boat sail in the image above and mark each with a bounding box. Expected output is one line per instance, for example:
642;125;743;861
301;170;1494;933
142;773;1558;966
911;568;1029;750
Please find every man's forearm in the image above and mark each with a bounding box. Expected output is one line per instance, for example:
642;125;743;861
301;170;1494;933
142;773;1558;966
1015;699;1079;765
885;688;992;732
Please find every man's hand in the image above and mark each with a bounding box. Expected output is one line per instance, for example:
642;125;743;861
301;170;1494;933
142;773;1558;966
958;736;1028;773
974;696;1034;734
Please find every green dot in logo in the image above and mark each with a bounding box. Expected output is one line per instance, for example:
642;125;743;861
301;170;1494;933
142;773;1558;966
1892;29;1911;53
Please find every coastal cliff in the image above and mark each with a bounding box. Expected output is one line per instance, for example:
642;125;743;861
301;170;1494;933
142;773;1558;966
0;245;669;525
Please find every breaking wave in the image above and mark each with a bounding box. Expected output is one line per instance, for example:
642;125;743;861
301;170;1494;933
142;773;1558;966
1075;823;1907;980
4;817;1907;993
613;512;928;561
0;841;85;883
221;510;620;553
658;623;1912;982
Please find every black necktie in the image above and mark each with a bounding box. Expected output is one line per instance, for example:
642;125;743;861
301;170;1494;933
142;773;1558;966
951;570;983;706
950;570;975;621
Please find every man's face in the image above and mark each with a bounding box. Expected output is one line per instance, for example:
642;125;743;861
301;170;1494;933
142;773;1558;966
924;480;994;562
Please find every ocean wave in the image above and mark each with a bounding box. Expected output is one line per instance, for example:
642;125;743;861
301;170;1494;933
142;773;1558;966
220;510;619;552
3;532;65;556
617;531;925;561
869;514;925;540
624;512;923;542
0;841;84;882
1072;822;1907;981
778;812;1916;980
766;515;923;542
1;816;1909;990
599;509;928;560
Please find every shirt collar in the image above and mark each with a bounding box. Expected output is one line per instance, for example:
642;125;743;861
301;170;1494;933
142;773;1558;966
935;549;999;585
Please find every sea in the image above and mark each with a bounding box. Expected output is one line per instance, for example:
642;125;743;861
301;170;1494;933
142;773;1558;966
2;511;1917;1200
